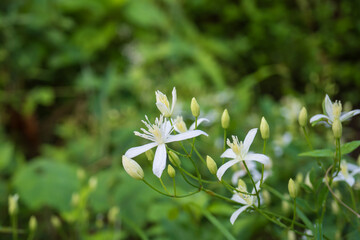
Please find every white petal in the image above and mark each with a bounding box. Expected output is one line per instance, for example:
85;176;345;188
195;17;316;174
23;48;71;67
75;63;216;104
165;130;208;143
345;176;355;187
220;148;236;159
231;170;247;185
309;114;329;124
244;153;269;165
156;102;170;117
324;94;333;120
347;163;359;171
189;118;209;130
350;167;360;176
231;193;248;205
125;142;158;158
230;205;250;225
216;159;240;180
340;109;360;122
171;87;177;114
153;144;167;178
243;128;257;154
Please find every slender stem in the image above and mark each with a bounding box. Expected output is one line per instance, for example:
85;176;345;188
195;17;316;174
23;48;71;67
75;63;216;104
159;178;170;194
291;198;297;229
223;129;227;164
193;146;207;165
302;126;313;150
243;161;261;207
11;214;18;240
173;178;177;196
143;179;200;198
260;139;267;186
190;117;198;155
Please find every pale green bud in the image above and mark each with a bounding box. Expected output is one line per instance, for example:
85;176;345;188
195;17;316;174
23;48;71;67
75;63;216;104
221;109;230;129
77;168;86;180
282;199;290;213
108;206;120;224
262;190;271;205
167;165;176;178
191;97;200;117
168;151;181;166
332;119;342;138
287;230;296;240
29;216;37;232
237;179;247;192
71;193;80;207
206;155;217;175
331;200;339;214
298;107;308;127
295;172;303;184
288;178;297;199
305;172;313;189
51;216;61;229
122;155;144;180
260;117;270;139
88;176;98;191
145;149;154;162
8;194;19;216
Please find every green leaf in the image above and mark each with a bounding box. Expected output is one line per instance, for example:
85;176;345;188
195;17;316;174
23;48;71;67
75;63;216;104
296;208;314;232
341;140;360;155
298;149;333;158
13;159;80;211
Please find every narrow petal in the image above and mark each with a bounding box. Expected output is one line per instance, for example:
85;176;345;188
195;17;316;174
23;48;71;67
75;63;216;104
189;118;209;130
156;102;170;117
231;193;248;205
340;109;360;122
309;114;329;123
220;148;236;159
171;87;177;114
125;142;158;158
324;94;333;120
243;128;257;154
216;159;240;180
244;153;269;165
350;167;360;176
345;176;355;187
347;163;359;171
231;170;247;185
153;144;167;178
230;205;250;225
165;130;208;143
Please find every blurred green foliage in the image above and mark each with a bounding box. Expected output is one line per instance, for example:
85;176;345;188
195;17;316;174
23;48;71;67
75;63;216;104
0;0;360;239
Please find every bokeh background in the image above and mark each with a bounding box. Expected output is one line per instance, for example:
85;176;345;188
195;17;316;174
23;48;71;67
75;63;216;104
1;0;360;239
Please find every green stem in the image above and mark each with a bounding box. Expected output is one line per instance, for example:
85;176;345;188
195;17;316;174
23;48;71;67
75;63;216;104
159;178;170;194
223;129;227;164
11;214;18;240
173;178;177;196
190;117;198;156
143;179;199;198
291;198;297;229
260;139;267;186
243;161;261;208
193;146;207;165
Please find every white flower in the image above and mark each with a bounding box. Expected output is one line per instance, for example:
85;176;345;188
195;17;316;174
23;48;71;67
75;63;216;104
173;116;209;133
155;87;177;118
217;128;270;180
125;115;208;178
332;160;360;187
310;94;360;126
230;181;261;224
231;161;271;185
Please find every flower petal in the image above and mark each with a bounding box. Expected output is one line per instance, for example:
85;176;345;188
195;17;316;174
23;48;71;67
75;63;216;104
165;130;208;143
309;114;329;124
345;176;355;187
153;144;167;178
171;87;177;114
340;109;360;122
324;94;333;120
189;118;209;130
243;128;257;154
216;159;240;180
220;148;236;159
125;142;158;158
156;102;171;117
231;193;248;205
230;205;250;225
244;153;269;165
231;170;247;185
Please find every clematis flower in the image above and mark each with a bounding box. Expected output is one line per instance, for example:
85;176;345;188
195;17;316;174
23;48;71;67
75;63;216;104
125;115;207;178
155;87;177;118
332;160;360;187
217;128;270;180
173;116;209;133
310;94;360;126
230;180;261;224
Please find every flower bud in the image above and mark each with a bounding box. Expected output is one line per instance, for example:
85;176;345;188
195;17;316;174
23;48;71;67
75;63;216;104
51;216;61;229
8;194;19;216
282;199;290;213
221;109;230;129
237;179;247;192
191;97;200;117
331;200;339;214
168;151;181;166
77;168;86;180
332;119;342;138
305;172;313;189
298;107;308;127
71;193;80;206
145;149;154;162
167;165;176;178
122;155;144;180
29;216;37;231
295;172;303;184
206;156;217;175
262;190;271;205
288;178;297;199
260;117;270;139
108;206;120;224
287;230;296;240
88;176;98;191
332;101;342;120
174;116;187;133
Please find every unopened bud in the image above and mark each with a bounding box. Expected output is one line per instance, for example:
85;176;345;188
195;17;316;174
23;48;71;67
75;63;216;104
167;165;176;178
287;230;296;240
51;216;61;229
282;199;290;213
332;119;342;138
305;172;313;189
191;97;200;117
237;179;247;192
206;156;217;175
295;172;303;184
71;193;80;206
89;176;98;190
122;156;144;180
77;168;86;180
108;206;120;224
332;101;342;120
145;149;154;162
331;200;339;214
221;109;230;129
168;151;181;166
288;178;297;198
298;107;308;127
29;216;37;231
262;190;271;205
260;117;270;139
8;194;19;216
